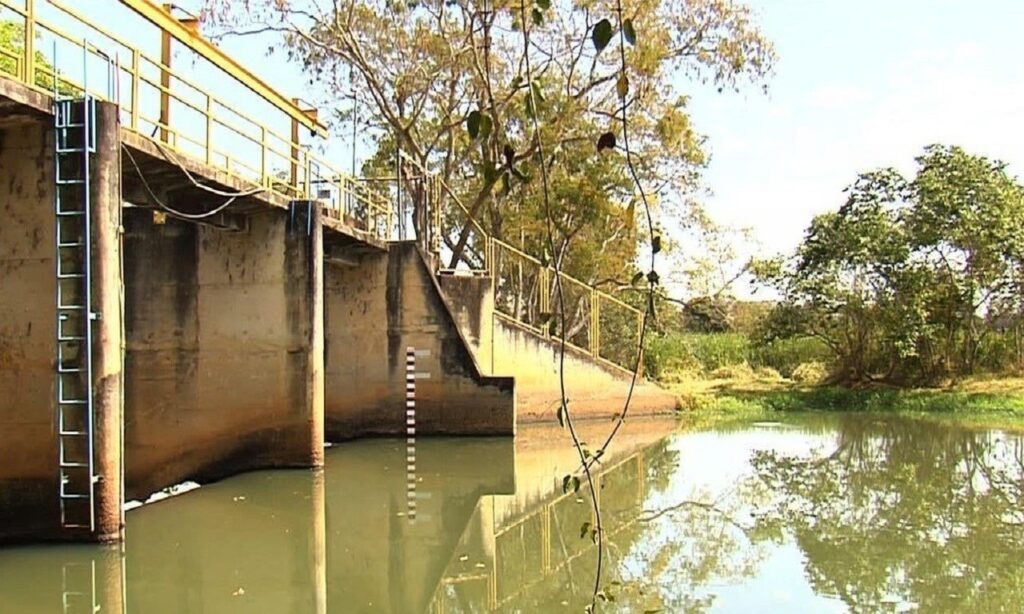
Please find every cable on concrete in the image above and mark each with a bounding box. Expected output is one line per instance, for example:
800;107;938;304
122;145;243;220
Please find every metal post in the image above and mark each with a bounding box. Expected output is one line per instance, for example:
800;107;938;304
590;290;600;358
290;97;300;192
204;94;213;165
23;0;35;85
396;146;404;240
130;49;140;131
159;4;171;143
260;125;267;187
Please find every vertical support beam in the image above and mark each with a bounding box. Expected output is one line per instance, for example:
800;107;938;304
590;290;600;357
130;49;140;131
290;97;300;192
23;0;35;85
90;101;124;542
304;203;325;468
159;4;171;143
204;93;212;165
260;125;268;188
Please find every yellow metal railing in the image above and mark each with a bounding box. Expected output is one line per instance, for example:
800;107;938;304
0;0;392;240
433;180;644;374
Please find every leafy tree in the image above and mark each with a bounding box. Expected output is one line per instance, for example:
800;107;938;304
755;145;1024;385
200;0;774;293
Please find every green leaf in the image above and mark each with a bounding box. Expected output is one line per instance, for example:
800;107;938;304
647;270;660;285
510;76;523;90
482;162;498;184
652;234;662;254
536;0;551;8
531;7;543;26
478;114;492;139
579;521;591;539
623;19;636;45
631;271;644;285
556;402;565;427
592;19;613;53
571;476;581;493
531;81;545;103
616;72;629;100
643;610;664;614
562;474;572;494
501;170;511;195
466;110;481;139
597;132;616;152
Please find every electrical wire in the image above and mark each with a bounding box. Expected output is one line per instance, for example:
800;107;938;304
149;139;266;198
122;144;244;220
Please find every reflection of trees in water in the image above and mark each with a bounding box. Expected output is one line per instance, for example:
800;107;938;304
751;415;1024;613
431;438;774;613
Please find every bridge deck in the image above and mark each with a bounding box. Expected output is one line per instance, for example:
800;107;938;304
0;73;386;251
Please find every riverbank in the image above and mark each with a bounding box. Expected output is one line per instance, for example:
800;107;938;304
665;372;1024;429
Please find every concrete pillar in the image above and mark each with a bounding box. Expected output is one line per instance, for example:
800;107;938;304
293;202;324;468
91;101;124;543
123;200;324;501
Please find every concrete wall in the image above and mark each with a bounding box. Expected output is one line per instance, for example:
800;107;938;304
0;104;123;543
123;204;323;500
0;119;60;541
438;274;678;422
324;243;515;439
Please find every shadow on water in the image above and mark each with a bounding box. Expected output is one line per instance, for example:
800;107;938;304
2;414;1024;612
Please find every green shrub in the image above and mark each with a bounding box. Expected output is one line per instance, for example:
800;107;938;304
646;331;832;380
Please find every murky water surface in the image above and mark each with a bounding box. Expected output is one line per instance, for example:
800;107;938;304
2;413;1023;613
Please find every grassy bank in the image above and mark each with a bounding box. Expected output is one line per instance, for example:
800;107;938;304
665;372;1024;427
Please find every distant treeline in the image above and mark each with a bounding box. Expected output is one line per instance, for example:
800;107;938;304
649;145;1024;387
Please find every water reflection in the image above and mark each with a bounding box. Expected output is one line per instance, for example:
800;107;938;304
2;415;1023;613
750;415;1024;612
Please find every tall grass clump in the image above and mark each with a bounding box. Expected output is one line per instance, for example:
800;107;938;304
646;332;830;380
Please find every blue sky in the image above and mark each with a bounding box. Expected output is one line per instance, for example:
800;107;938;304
63;0;1024;271
687;0;1024;261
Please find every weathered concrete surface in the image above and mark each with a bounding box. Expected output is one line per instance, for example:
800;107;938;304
0;103;124;543
0;119;60;542
324;243;515;439
438;274;678;422
90;102;126;542
123;204;324;501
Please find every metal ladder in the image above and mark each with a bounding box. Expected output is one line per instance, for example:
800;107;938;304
53;89;98;532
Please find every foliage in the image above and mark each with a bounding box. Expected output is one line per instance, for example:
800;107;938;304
201;0;774;297
0;21;30;79
644;331;830;379
754;145;1024;385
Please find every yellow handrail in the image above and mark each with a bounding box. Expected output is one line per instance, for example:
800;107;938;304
0;0;388;239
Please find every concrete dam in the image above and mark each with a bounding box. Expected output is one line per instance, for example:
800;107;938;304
0;0;675;544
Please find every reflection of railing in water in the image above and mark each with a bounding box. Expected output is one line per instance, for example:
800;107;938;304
430;446;650;612
0;0;392;240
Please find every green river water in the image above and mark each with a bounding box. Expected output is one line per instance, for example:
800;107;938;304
1;413;1022;613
